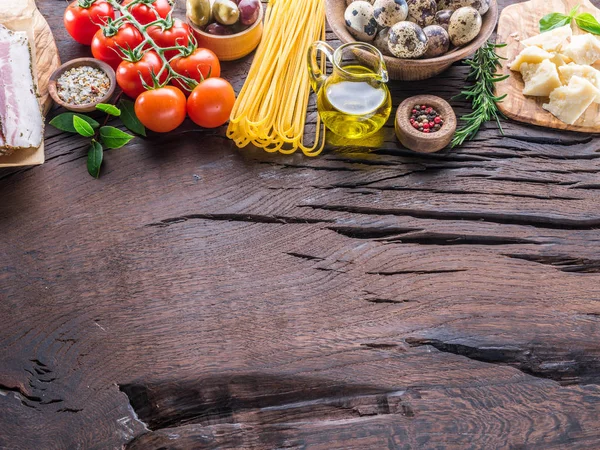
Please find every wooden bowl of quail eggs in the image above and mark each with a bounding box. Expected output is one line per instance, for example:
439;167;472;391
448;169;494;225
325;0;498;80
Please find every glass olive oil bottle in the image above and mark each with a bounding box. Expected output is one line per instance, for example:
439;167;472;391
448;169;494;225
308;42;391;139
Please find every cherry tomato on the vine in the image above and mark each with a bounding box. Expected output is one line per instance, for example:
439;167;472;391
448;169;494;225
171;48;221;93
147;19;191;60
116;51;167;99
63;0;115;45
91;24;144;70
187;78;236;128
122;0;172;25
135;86;187;133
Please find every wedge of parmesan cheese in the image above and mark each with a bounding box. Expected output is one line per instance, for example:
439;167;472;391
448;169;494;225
558;63;600;102
509;46;554;71
520;59;562;97
550;52;569;68
562;34;600;65
521;24;572;52
543;76;600;124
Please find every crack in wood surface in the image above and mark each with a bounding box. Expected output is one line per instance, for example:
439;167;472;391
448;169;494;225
119;376;407;433
367;269;468;275
304;204;600;230
504;254;600;273
406;338;600;385
146;214;333;228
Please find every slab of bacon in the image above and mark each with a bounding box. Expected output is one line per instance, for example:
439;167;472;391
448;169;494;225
0;24;43;155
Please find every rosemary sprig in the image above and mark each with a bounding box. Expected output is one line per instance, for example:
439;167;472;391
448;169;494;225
451;41;509;148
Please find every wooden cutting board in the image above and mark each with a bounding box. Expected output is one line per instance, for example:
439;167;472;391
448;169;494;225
0;1;60;167
496;0;600;132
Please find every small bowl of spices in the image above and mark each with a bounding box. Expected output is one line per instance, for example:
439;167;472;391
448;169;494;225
395;95;456;153
48;58;116;113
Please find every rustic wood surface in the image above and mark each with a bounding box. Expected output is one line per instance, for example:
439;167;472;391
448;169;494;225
497;0;600;132
2;0;600;449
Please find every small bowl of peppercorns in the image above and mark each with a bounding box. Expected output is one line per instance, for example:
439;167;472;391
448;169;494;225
395;95;456;153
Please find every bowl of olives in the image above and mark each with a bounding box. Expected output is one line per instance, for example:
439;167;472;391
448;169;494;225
186;0;263;61
325;0;498;80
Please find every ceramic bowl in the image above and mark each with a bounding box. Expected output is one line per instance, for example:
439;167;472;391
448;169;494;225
395;95;456;153
47;58;116;113
326;0;498;80
187;5;264;61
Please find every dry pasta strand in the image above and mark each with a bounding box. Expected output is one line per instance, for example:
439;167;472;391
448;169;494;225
227;0;326;156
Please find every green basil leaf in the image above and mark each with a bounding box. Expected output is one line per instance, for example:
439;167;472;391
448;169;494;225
575;12;600;34
73;115;95;137
539;12;571;32
95;103;121;116
99;126;135;149
569;5;580;17
118;99;146;136
49;113;99;133
87;140;103;179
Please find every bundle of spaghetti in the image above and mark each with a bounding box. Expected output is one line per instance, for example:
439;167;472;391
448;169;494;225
226;0;326;156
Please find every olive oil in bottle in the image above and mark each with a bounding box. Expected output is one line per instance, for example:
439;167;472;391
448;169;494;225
317;65;392;140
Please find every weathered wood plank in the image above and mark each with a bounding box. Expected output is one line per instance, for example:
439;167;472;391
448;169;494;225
2;0;600;449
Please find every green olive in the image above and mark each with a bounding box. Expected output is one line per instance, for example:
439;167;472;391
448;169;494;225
187;0;212;26
212;0;240;25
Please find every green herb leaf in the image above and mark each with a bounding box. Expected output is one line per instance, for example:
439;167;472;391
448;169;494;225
569;5;580;17
118;99;146;136
99;126;135;149
452;41;506;148
539;12;572;32
73;115;95;137
575;12;600;34
87;140;103;179
49;113;99;133
96;103;121;116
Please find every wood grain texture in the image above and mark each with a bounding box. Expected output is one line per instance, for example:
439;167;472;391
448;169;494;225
2;0;600;449
496;0;600;132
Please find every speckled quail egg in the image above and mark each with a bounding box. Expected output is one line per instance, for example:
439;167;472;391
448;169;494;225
406;0;437;27
436;0;451;9
373;27;394;56
448;6;481;46
372;0;408;27
450;0;489;15
435;9;453;29
388;20;428;58
347;0;375;5
345;1;378;41
423;24;449;57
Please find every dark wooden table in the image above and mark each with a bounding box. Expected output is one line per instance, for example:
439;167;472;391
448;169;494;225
2;0;600;448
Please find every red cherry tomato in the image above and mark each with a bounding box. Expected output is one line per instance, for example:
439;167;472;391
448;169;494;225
135;86;187;133
63;0;115;45
122;0;172;25
170;48;221;93
147;19;191;60
91;24;144;70
116;51;167;99
187;78;236;128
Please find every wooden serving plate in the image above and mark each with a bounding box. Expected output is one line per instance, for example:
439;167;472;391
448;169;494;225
496;0;600;132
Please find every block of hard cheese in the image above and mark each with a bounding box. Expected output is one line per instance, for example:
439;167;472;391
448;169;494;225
520;59;562;97
543;76;600;124
562;34;600;65
509;46;554;71
559;63;600;102
521;24;572;52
